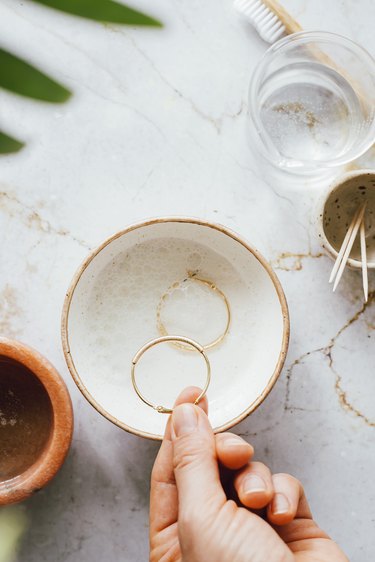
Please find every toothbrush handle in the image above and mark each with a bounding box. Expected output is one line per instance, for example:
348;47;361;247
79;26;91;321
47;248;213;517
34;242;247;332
264;0;365;106
264;0;303;35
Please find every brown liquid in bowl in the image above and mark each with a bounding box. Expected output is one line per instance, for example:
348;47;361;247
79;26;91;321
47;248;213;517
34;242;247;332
0;357;53;481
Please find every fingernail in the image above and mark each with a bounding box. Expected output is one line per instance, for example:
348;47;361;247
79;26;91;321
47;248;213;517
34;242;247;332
242;474;267;495
272;493;290;515
223;436;248;448
172;404;198;438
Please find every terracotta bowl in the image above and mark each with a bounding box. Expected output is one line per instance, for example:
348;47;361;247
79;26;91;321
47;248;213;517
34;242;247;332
62;217;289;440
0;338;73;505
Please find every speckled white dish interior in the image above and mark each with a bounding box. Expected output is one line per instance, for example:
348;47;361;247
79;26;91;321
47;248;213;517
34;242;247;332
318;170;375;268
62;218;289;440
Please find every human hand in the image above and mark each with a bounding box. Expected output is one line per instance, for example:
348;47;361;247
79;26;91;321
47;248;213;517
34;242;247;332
150;387;348;562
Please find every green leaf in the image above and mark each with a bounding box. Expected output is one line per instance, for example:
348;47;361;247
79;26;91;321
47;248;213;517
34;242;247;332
30;0;162;26
0;131;25;154
0;48;71;103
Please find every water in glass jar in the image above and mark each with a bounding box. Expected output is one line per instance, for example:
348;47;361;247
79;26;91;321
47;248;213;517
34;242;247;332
259;62;362;168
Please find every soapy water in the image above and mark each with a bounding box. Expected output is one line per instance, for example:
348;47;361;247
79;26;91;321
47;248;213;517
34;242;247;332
81;237;247;405
157;275;230;348
69;234;285;427
259;62;362;166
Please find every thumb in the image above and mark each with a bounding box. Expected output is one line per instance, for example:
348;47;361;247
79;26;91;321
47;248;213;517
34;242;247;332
171;403;226;518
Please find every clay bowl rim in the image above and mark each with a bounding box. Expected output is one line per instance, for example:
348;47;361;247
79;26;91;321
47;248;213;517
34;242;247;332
317;169;375;269
61;216;290;441
0;337;73;505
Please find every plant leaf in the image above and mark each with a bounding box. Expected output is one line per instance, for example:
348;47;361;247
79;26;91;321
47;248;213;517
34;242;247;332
0;131;25;154
0;48;71;103
30;0;162;26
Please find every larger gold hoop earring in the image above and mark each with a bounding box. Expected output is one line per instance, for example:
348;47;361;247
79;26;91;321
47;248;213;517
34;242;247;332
131;335;211;414
156;272;231;351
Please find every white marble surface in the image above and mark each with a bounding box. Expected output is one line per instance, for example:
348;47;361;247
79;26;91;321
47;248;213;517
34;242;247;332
0;0;374;560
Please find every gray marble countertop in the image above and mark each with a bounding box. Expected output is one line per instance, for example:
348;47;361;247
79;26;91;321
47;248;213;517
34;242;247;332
0;0;374;560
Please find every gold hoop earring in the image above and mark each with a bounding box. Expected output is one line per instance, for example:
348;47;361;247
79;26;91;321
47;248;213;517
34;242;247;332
131;335;211;414
156;272;231;351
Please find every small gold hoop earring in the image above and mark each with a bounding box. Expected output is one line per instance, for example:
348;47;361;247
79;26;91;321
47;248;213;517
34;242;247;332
156;272;231;351
131;335;211;414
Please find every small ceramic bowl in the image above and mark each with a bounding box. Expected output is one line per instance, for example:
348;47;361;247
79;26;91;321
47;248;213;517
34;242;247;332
0;338;73;505
317;170;375;268
62;217;289;440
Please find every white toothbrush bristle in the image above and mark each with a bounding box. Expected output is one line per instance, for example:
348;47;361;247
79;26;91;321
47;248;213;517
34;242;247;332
234;0;286;43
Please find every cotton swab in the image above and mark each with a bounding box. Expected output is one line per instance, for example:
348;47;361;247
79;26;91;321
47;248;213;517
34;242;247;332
332;202;367;292
360;216;368;302
329;203;363;283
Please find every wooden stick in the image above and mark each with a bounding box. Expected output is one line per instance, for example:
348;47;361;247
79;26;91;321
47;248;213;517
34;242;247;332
333;203;367;292
264;1;365;107
360;216;368;302
329;204;363;283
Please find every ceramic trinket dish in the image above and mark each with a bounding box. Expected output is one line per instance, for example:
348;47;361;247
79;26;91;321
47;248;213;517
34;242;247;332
317;170;375;269
62;217;289;440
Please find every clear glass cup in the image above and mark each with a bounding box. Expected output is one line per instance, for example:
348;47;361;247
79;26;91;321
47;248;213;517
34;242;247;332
248;31;375;177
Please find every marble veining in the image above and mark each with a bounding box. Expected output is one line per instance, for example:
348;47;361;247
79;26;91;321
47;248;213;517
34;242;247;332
0;0;374;560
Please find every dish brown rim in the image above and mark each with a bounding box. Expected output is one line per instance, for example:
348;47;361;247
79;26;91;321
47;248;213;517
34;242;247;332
61;217;290;440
